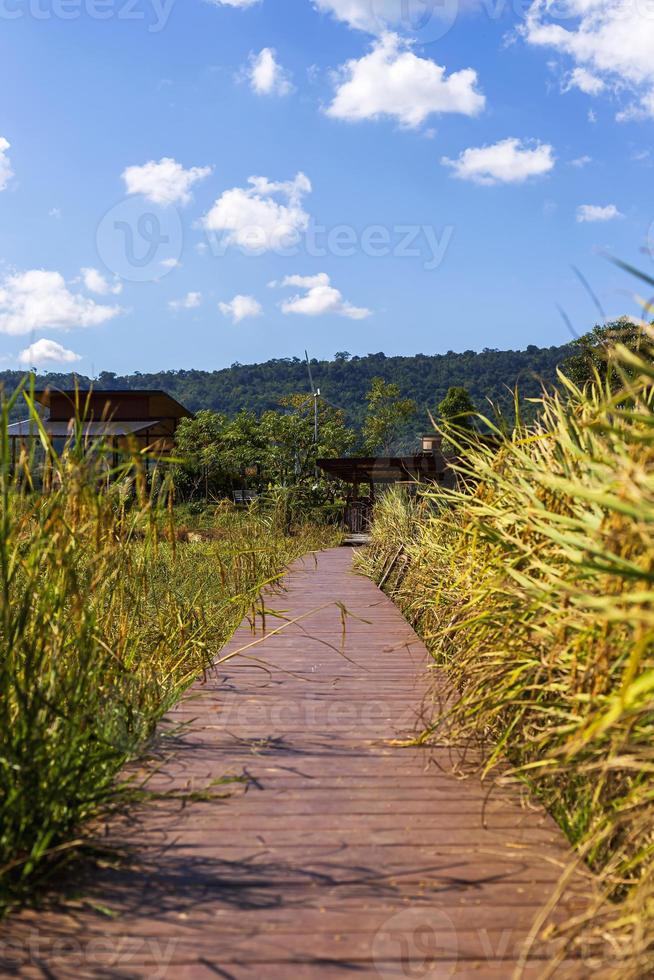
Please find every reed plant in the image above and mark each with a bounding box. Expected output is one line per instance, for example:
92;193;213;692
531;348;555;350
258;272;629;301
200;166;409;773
0;386;336;913
356;338;654;976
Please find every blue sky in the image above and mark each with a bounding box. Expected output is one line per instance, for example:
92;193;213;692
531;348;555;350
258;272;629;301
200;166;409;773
0;0;652;375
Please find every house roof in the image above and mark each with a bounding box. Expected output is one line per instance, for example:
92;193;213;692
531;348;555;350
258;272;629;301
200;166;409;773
33;389;192;419
317;454;451;483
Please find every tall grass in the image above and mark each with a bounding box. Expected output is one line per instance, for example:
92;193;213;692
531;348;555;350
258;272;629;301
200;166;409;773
356;341;654;976
0;388;337;913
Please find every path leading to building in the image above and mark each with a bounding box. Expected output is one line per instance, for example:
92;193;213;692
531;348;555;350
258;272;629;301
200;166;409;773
2;548;595;979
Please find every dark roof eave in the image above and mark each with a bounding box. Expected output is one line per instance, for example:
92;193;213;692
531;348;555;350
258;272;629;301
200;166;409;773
33;389;193;418
316;455;450;482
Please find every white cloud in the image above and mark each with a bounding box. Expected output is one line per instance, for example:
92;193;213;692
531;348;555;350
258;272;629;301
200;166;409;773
615;97;654;122
565;67;605;95
442;138;555;185
314;0;387;31
169;291;202;311
576;203;623;223
81;267;123;296
122;157;212;206
207;0;258;5
49;208;62;219
327;33;484;127
523;0;654;118
161;257;181;269
314;0;456;34
570;155;592;168
219;294;263;323
17;338;81;367
279;273;327;289
0;269;121;336
202;172;311;252
277;272;372;319
248;48;293;96
0;137;14;191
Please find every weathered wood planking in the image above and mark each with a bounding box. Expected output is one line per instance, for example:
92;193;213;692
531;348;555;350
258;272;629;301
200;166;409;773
0;548;596;979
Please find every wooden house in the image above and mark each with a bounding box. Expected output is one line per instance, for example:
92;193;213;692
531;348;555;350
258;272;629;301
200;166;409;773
7;389;192;467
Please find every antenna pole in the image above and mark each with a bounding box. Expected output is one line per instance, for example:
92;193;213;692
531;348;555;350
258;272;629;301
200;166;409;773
305;350;320;445
305;351;321;477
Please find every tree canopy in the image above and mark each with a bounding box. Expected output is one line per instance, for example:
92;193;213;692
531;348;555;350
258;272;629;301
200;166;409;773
174;394;355;499
362;378;417;455
1;342;572;440
438;386;477;429
561;318;647;391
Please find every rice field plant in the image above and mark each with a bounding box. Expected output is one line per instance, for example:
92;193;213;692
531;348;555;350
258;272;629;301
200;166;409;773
355;335;654;977
0;385;337;914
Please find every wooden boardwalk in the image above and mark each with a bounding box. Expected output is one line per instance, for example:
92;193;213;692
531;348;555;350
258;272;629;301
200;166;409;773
1;548;594;978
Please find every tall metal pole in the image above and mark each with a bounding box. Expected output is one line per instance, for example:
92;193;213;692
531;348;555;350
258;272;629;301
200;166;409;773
305;351;320;478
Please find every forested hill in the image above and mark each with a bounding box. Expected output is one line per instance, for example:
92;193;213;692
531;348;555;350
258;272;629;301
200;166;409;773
1;343;571;428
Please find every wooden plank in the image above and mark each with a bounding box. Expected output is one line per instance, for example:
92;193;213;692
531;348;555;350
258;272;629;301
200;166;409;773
0;548;596;978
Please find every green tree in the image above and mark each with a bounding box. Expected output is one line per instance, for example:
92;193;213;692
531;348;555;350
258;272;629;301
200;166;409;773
438;386;477;429
174;398;355;499
174;410;227;499
362;377;417;455
261;394;355;486
438;386;477;452
218;410;269;485
562;318;646;390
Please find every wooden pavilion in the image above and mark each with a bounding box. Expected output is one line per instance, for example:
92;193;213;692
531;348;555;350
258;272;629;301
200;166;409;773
317;434;456;533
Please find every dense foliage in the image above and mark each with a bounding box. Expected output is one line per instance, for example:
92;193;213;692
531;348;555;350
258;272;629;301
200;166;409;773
437;385;477;427
174;395;355;499
562;317;647;390
1;342;572;438
437;386;478;450
361;378;417;454
356;336;654;976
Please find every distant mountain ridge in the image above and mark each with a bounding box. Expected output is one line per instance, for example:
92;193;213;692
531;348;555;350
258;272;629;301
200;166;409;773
1;343;571;430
